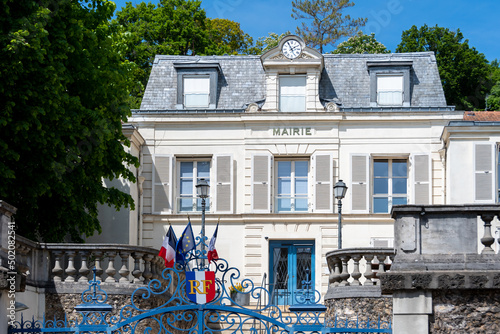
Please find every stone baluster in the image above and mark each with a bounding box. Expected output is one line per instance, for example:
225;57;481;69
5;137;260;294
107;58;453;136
105;252;117;283
480;213;496;254
350;254;362;286
332;259;342;287
339;255;350;286
79;251;90;283
328;258;336;287
132;252;144;284
93;251;104;281
52;251;64;282
143;254;153;283
118;251;131;283
387;253;395;271
363;254;375;285
64;251;77;282
151;257;159;280
372;256;382;285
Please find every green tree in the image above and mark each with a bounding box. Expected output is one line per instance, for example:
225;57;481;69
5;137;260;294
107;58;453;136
486;60;500;110
115;0;212;108
396;24;491;110
0;0;138;242
248;31;291;55
291;0;366;53
333;31;389;54
205;18;254;55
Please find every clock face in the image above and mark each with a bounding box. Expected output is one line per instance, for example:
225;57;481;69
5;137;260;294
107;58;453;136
282;40;302;59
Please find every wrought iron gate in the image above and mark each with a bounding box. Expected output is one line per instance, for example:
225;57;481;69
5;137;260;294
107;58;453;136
9;236;391;333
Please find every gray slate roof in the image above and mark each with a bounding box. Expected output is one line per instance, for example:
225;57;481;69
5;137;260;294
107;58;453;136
140;52;448;111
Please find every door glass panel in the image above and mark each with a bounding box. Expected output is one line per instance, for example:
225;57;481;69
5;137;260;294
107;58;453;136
273;247;288;290
296;246;312;289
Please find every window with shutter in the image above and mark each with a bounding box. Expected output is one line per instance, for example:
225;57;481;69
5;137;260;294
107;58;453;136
252;154;272;212
377;75;403;106
412;154;431;205
313;153;333;213
275;159;309;212
153;155;173;214
351;154;369;213
214;155;233;213
474;143;495;202
280;75;306;112
184;76;210;108
373;159;408;213
177;160;211;212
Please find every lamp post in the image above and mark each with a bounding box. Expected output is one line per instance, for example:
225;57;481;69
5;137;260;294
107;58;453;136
334;180;348;249
196;178;210;267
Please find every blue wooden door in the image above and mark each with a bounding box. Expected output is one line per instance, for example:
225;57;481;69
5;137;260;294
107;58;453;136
269;240;314;305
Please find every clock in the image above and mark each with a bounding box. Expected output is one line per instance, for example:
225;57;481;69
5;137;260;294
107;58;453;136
282;39;302;59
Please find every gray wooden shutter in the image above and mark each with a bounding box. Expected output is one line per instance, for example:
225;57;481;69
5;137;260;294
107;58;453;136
153;155;173;213
351;154;369;213
252;154;272;212
215;155;233;213
412;154;431;205
474;143;495;202
313;153;333;212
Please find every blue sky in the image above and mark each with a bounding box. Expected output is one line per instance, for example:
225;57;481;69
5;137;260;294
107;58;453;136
112;0;499;62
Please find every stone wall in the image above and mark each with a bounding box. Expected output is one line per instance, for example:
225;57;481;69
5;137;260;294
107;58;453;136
45;288;196;333
325;297;392;325
431;290;500;334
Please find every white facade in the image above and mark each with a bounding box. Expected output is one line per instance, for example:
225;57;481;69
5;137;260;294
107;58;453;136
97;36;500;301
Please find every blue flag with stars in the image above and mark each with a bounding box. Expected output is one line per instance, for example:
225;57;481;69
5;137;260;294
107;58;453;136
176;221;195;265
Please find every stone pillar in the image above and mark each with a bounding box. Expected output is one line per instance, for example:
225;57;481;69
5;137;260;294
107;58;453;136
392;291;432;334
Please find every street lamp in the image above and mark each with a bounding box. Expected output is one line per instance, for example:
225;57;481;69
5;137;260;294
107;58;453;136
196;178;210;266
334;180;348;249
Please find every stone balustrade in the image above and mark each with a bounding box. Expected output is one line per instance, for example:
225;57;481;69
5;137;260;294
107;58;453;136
326;248;395;288
15;235;165;287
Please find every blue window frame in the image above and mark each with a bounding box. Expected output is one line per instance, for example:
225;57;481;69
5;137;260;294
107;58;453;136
269;240;314;305
178;160;210;212
373;159;407;213
276;160;309;212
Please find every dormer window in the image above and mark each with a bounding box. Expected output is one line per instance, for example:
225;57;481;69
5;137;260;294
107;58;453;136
367;60;412;108
280;75;306;112
174;62;220;110
184;76;210;108
377;75;403;106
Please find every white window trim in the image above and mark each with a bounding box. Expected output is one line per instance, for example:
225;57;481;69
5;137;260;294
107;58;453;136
176;158;212;213
279;75;306;112
372;158;409;214
183;75;210;109
274;158;310;213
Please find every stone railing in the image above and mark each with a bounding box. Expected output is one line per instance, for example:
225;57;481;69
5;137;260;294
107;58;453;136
326;248;395;288
15;235;165;288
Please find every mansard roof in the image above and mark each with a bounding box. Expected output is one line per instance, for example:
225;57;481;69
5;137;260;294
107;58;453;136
140;52;449;111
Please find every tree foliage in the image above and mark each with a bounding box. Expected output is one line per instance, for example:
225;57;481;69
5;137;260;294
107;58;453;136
0;0;138;242
333;31;389;54
115;0;254;108
248;31;291;55
291;0;366;53
206;18;254;55
396;24;492;110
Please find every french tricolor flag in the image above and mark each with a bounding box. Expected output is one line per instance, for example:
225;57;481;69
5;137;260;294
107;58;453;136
207;223;219;263
159;226;177;268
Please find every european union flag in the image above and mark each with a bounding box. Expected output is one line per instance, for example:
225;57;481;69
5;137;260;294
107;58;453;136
176;221;196;265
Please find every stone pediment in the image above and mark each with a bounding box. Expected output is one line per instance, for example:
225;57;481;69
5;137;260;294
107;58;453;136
260;35;323;71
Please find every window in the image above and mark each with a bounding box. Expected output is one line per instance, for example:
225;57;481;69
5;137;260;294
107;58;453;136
377;75;403;106
178;160;210;212
280;75;306;112
276;160;309;212
174;62;220;110
367;61;412;107
373;159;408;213
183;76;210;108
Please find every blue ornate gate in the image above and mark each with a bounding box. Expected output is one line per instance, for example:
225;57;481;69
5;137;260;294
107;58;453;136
9;236;391;333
